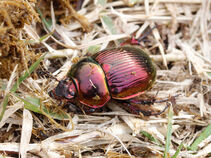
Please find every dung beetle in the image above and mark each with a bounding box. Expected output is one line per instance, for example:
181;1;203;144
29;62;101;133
49;45;171;116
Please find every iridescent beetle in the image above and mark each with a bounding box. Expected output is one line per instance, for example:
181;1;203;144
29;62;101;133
49;44;173;116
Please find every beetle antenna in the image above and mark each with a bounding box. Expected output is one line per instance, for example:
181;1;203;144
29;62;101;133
46;72;60;82
37;69;59;82
154;94;180;103
131;25;157;45
137;25;157;43
147;102;170;116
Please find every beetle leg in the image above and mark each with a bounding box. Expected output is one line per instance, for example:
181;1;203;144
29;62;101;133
120;101;169;116
66;102;83;113
66;102;104;114
128;91;158;105
129;98;156;105
81;105;104;114
143;103;169;116
123;94;179;116
129;94;180;105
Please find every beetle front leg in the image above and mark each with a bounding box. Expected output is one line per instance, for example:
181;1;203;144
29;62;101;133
80;105;104;114
66;102;83;113
66;102;104;114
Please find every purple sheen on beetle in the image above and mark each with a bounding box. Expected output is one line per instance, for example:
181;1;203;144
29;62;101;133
69;58;111;108
49;45;157;114
93;45;156;100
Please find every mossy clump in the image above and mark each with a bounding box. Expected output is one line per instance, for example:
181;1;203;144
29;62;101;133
0;0;39;79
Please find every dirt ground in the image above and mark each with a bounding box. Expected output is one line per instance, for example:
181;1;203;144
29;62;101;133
0;0;210;158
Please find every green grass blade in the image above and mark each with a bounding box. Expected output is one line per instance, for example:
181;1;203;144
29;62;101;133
0;94;9;121
36;8;52;31
101;15;117;35
86;45;101;55
172;142;183;158
0;53;46;121
14;94;69;120
164;105;173;158
189;124;211;151
10;53;46;93
39;32;54;42
207;72;211;77
140;130;161;146
101;15;123;44
36;7;58;42
0;84;7;91
97;0;107;6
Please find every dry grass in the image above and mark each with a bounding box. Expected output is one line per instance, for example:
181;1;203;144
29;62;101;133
0;0;211;157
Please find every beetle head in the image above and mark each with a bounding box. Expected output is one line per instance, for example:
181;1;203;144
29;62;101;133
49;79;76;100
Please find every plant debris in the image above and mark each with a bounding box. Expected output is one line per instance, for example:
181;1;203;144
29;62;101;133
0;0;210;158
